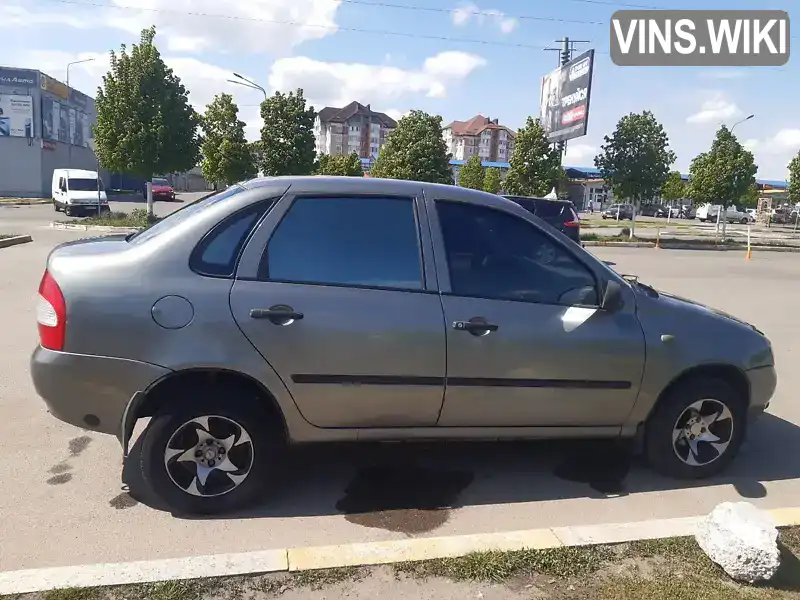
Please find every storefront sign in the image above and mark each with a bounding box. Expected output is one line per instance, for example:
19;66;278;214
40;73;70;100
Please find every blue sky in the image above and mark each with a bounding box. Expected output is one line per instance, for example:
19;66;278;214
2;0;797;179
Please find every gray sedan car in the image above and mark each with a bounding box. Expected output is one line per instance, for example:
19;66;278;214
32;177;776;514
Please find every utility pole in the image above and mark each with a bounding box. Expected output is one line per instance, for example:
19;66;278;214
545;37;589;162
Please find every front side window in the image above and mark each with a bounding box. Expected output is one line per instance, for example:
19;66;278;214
436;201;598;306
262;196;423;290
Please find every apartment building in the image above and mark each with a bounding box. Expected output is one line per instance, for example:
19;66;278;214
443;115;516;162
315;101;397;158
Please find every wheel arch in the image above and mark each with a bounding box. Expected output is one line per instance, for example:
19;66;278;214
136;367;288;438
649;363;751;422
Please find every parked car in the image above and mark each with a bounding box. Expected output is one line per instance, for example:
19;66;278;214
696;204;750;224
51;168;109;217
32;176;776;514
601;204;634;220
502;195;581;244
639;204;668;218
150;177;177;202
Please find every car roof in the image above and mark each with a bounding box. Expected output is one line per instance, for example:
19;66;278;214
242;176;522;209
57;169;97;178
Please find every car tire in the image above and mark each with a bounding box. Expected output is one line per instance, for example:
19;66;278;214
140;392;285;515
64;205;73;217
645;377;746;480
53;199;60;212
740;218;748;225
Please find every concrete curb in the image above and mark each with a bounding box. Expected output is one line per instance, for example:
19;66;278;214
0;199;49;206
0;235;33;249
50;221;140;233
2;507;799;595
583;240;800;252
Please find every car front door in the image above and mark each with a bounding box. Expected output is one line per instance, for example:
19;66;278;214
230;190;446;429
428;197;645;428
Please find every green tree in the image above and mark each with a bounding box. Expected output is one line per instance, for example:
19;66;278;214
459;155;484;190
483;167;502;194
594;111;676;238
200;94;256;188
661;170;686;204
259;88;316;176
371;110;452;183
788;151;800;206
316;152;364;176
94;26;200;214
504;117;561;197
687;125;758;237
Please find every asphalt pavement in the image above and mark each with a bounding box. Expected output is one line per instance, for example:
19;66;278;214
0;220;799;572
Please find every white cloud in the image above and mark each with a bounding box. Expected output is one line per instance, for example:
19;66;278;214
452;2;517;34
268;51;487;107
740;129;800;180
423;51;488;79
686;92;743;124
564;144;597;164
2;0;344;55
381;109;411;122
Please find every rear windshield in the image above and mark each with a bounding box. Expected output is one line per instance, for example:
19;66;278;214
152;178;170;186
128;185;247;244
534;200;573;219
68;178;103;191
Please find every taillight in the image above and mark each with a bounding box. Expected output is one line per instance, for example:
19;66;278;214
564;208;580;228
37;270;66;351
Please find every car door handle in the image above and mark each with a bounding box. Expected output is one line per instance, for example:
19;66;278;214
453;319;499;335
250;307;304;323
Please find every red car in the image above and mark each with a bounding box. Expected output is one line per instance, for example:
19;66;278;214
150;177;176;201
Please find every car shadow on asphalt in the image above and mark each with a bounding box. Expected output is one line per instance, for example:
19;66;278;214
122;412;800;531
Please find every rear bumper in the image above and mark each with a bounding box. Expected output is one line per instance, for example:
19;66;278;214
30;346;170;437
746;365;777;420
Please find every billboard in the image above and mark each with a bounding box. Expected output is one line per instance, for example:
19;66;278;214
540;49;595;144
41;96;89;147
0;94;34;138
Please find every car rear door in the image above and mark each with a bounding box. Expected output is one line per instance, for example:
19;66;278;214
230;187;447;429
427;195;645;428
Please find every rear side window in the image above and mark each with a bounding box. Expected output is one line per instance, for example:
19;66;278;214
191;201;274;277
261;196;423;290
129;185;247;245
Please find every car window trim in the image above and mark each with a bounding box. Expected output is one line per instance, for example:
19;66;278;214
433;198;602;308
189;197;278;279
256;193;428;293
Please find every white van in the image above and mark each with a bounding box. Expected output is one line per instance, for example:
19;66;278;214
52;169;109;216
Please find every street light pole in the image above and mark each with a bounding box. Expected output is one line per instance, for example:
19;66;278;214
65;57;95;168
730;114;755;134
229;73;267;100
721;114;755;239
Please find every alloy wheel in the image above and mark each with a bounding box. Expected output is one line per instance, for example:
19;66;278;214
164;415;254;497
671;399;734;467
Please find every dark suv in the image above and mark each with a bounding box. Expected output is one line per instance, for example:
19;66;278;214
503;196;581;243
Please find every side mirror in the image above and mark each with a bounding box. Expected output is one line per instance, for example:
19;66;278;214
601;280;625;312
